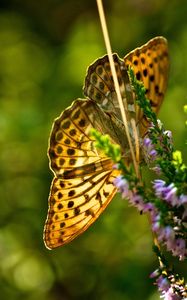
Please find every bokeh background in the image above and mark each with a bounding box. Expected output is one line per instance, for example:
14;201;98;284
0;0;186;299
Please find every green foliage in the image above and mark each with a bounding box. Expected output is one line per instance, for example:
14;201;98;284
0;1;187;300
90;128;122;162
185;105;187;126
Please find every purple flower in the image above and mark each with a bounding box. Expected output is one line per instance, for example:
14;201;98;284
163;183;178;206
114;176;156;214
161;287;181;300
157;226;175;243
143;137;152;148
150;149;157;158
143;137;158;161
150;119;163;129
113;176;130;199
151;166;162;175
151;221;187;260
152;271;185;299
153;180;179;207
179;194;187;205
151;210;161;232
128;193;145;211
168;238;187;261
153;179;166;196
150;269;159;278
156;275;182;299
152;220;161;232
142;202;155;214
157;275;170;292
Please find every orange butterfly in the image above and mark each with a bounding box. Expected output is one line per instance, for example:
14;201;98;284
43;37;169;249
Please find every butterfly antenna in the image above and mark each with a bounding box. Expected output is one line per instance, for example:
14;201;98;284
96;0;139;177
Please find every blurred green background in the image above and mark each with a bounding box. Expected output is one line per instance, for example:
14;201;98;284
0;0;186;299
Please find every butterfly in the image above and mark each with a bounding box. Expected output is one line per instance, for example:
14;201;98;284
43;36;169;249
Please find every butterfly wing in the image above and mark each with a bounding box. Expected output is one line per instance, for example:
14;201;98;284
124;36;169;133
84;37;169;136
44;99;124;249
83;53;135;122
44;37;169;249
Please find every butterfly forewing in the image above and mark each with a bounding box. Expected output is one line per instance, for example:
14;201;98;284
124;37;169;133
44;37;169;249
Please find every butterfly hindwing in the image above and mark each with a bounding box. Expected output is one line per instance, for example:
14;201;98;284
84;53;135;122
44;99;123;249
44;169;119;249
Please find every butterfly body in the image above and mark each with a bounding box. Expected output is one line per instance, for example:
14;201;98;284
44;37;169;249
